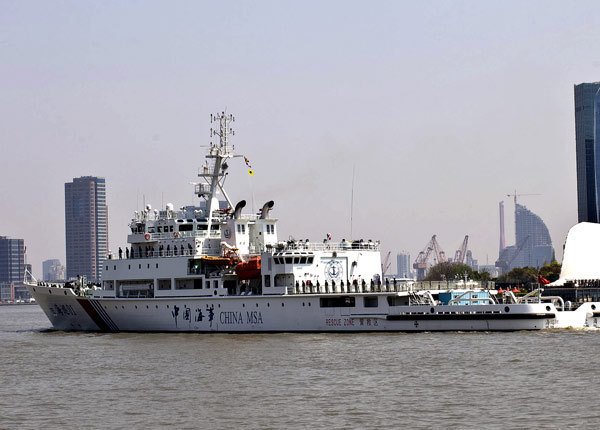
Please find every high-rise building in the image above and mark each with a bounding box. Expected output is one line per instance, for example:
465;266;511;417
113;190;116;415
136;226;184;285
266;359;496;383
574;82;600;223
65;176;108;282
0;236;29;300
42;259;65;281
396;252;412;278
496;202;554;272
0;236;26;284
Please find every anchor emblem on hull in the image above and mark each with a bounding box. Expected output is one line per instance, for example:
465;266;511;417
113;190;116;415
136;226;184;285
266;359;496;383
325;260;343;280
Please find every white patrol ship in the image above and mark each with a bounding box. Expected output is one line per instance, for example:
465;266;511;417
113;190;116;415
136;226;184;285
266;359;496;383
27;113;600;332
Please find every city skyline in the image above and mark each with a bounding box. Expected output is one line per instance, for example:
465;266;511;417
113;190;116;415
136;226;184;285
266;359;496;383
3;1;600;276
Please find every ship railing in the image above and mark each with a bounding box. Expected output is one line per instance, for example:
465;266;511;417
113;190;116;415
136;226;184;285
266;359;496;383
111;247;219;260
142;230;222;241
285;281;416;295
282;280;497;295
266;241;380;253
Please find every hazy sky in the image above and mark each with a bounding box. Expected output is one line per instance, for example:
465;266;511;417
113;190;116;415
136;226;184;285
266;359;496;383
3;0;600;277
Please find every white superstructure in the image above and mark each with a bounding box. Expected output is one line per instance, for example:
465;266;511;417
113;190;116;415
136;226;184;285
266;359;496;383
27;113;600;332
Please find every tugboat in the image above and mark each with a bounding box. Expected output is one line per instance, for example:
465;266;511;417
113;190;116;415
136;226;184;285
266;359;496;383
26;113;600;332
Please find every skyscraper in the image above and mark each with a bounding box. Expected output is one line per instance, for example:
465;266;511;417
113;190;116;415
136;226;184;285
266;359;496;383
496;202;554;272
574;82;600;223
0;236;26;284
396;252;412;278
0;236;29;301
42;259;65;281
65;176;108;281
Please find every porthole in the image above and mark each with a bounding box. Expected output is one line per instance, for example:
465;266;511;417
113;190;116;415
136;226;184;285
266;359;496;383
504;306;510;313
430;307;435;314
546;305;551;312
592;304;597;310
156;264;159;268
167;305;169;308
303;302;305;307
32;288;36;292
64;291;67;295
308;302;311;306
242;304;245;308
135;305;138;309
115;306;118;309
218;304;221;308
49;290;52;294
256;303;259;307
146;305;149;309
281;303;284;307
267;303;270;307
122;306;124;309
155;305;158;309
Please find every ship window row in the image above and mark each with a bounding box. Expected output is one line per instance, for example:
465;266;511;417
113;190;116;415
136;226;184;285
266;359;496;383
237;224;246;234
273;256;314;265
105;263;160;270
320;297;355;307
266;224;275;234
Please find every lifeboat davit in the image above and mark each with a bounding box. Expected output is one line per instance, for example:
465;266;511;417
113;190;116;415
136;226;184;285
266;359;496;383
236;256;261;280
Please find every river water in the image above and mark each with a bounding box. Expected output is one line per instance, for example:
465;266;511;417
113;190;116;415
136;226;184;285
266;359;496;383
1;305;599;429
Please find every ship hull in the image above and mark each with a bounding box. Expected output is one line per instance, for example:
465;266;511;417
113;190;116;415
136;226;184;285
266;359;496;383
28;284;598;332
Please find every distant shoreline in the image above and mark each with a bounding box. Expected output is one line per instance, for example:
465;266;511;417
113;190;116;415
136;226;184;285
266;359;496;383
0;302;37;306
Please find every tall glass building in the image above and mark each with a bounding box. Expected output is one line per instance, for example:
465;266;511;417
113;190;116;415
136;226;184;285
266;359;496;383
496;203;554;272
574;82;600;223
65;177;108;282
396;252;412;278
0;236;25;284
513;203;554;268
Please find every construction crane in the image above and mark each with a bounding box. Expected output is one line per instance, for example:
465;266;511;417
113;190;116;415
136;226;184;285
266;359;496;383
381;251;391;277
506;190;540;205
413;235;447;280
454;235;469;264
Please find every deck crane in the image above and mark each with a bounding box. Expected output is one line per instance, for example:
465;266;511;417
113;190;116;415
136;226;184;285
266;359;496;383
381;251;392;277
454;235;469;264
413;235;447;280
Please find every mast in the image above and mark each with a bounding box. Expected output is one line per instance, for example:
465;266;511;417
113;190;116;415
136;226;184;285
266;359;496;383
196;112;236;229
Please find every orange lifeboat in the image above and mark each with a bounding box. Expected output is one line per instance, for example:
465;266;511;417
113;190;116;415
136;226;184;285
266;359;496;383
236;256;261;280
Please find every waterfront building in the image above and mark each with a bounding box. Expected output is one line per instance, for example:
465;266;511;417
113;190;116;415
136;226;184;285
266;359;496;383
42;259;65;281
0;282;12;302
65;176;108;282
0;236;30;300
396;252;412;278
574;82;600;223
0;236;25;285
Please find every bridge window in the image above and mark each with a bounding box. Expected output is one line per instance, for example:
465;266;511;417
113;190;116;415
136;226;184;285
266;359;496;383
320;297;355;307
387;296;409;306
364;297;378;308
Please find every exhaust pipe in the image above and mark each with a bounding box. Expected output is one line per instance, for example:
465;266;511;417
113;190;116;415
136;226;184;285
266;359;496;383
233;200;246;219
260;201;274;219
